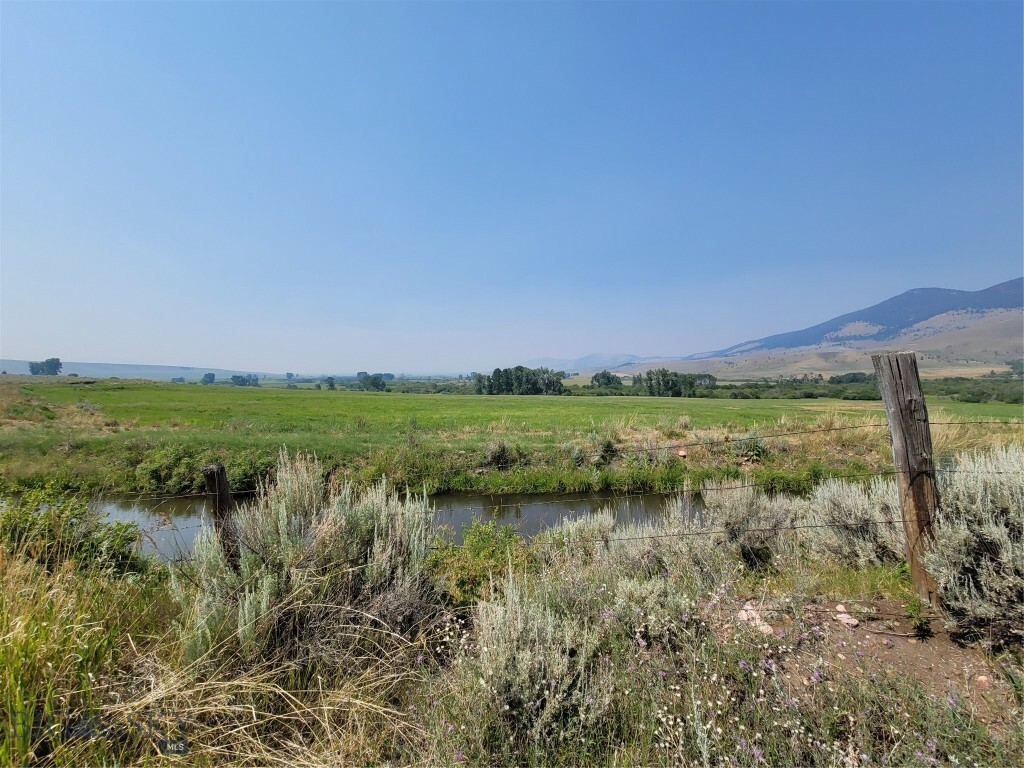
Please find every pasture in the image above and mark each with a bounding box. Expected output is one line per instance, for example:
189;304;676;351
1;377;1020;495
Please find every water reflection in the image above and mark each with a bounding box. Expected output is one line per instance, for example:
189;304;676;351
99;490;696;559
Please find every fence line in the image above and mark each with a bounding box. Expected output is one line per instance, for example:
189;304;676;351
119;461;1019;518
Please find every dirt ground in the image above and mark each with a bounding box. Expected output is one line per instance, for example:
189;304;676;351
727;597;1022;738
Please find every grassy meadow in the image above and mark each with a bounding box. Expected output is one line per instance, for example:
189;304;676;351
1;377;1021;496
2;378;1022;765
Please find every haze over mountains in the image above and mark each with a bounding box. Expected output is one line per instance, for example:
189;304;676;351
535;278;1024;378
4;279;1021;381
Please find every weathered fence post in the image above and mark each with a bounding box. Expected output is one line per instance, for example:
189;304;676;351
202;462;239;571
871;351;940;607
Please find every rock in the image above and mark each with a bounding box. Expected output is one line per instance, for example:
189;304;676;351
836;613;859;628
737;601;774;635
976;675;991;689
835;604;847;613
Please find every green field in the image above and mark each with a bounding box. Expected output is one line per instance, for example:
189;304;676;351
1;378;1020;495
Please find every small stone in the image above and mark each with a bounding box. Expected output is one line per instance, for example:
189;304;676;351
976;675;991;689
835;604;847;613
836;613;859;628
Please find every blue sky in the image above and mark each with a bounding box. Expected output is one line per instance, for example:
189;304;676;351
2;1;1021;374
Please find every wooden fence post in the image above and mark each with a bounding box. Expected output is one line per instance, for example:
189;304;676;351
871;351;940;607
202;462;239;571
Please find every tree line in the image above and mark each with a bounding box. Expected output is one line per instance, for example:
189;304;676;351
473;366;566;395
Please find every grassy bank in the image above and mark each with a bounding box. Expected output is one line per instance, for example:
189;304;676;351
1;379;1020;495
3;447;1022;766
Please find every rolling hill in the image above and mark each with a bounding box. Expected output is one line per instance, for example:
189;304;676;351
581;278;1024;379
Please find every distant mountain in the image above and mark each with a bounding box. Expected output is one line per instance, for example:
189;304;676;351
697;278;1023;358
0;360;281;381
523;353;643;371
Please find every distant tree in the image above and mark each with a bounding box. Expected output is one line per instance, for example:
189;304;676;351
201;373;216;385
474;366;565;395
356;371;369;380
325;377;336;390
589;370;623;389
829;372;872;385
314;383;322;390
1;371;6;375
362;374;386;391
171;377;185;383
286;372;294;380
286;383;299;390
67;373;79;378
28;358;62;375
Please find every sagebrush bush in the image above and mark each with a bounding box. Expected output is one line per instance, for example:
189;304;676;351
701;482;803;569
174;453;438;666
927;444;1024;645
802;477;903;567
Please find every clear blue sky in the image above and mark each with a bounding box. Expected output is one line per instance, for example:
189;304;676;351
2;1;1021;374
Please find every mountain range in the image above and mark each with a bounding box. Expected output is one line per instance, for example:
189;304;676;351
537;278;1024;378
4;279;1020;382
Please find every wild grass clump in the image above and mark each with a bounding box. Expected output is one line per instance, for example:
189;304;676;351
927;444;1024;646
0;488;166;767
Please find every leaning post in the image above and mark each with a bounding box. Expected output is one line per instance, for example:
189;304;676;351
202;462;239;571
871;351;941;608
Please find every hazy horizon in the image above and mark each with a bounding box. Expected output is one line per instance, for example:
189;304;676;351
2;2;1021;372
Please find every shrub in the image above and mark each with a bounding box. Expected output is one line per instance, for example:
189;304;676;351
0;486;144;574
802;477;904;567
926;445;1024;646
173;452;438;665
701;482;802;569
484;441;514;471
427;520;533;605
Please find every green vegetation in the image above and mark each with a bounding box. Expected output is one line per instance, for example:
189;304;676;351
1;379;1020;495
229;374;261;387
1;486;164;767
27;359;62;376
473;366;567;395
924;372;1024;405
630;368;718;397
4;449;1022;765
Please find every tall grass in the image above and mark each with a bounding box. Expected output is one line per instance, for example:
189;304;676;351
0;490;164;767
